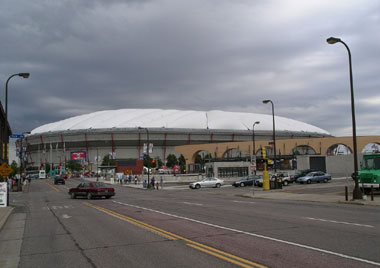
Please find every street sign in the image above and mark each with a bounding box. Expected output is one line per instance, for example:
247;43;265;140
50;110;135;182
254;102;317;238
0;162;13;178
10;134;24;139
268;141;274;145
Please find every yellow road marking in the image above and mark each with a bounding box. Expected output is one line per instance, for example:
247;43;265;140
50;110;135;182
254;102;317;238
83;202;267;268
187;243;260;268
44;181;60;192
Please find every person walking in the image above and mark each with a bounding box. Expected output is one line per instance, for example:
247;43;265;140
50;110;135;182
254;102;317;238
160;176;163;189
151;176;155;189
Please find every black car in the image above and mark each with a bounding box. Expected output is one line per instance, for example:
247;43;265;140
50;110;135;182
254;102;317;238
54;175;66;185
232;175;261;187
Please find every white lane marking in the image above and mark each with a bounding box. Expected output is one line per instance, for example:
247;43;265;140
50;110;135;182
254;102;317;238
232;200;256;204
183;202;203;206
304;217;374;228
62;214;72;219
112;200;380;267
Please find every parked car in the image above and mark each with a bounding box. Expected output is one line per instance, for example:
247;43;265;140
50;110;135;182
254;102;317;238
291;169;315;182
296;171;331;184
275;172;293;186
189;177;224;189
69;182;115;199
254;174;274;187
54;175;66;185
232;175;261;187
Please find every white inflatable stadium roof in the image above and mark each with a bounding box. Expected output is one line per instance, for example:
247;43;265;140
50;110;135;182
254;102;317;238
31;109;329;135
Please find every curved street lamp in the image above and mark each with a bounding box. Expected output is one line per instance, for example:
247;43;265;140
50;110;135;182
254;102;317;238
252;121;260;175
252;121;260;156
262;100;277;172
138;127;150;188
327;37;362;199
5;73;30;120
4;73;30;163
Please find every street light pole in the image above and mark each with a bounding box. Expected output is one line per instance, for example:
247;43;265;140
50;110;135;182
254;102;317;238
5;73;30;120
18;131;30;191
138;127;150;188
252;121;260;175
5;73;30;163
263;100;276;173
327;37;362;199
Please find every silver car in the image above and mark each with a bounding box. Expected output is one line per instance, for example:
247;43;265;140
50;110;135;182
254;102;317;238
296;171;331;184
189;177;224;189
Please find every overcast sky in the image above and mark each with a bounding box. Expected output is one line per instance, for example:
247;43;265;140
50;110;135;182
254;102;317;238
1;0;380;155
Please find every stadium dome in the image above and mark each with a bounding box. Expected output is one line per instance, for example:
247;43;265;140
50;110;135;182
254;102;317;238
24;109;329;170
31;109;329;135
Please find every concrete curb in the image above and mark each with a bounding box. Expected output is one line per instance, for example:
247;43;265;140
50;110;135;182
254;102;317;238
0;206;14;231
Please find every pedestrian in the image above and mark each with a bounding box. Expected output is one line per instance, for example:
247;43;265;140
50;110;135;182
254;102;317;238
143;180;147;188
23;178;29;192
160;176;163;189
124;175;128;184
134;175;138;185
151;177;155;189
128;174;132;184
156;181;159;190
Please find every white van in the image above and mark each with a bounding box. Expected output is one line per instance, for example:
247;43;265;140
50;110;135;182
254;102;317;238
39;170;46;179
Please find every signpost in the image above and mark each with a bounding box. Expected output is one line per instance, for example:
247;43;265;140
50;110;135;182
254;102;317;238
0;162;13;207
0;162;13;178
0;182;8;207
9;134;25;139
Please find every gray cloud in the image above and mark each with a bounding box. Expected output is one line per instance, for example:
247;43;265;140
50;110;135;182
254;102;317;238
1;0;380;148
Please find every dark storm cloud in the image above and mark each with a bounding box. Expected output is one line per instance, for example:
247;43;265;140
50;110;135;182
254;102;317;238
1;0;380;146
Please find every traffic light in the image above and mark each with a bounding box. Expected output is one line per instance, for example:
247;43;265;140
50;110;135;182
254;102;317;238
152;159;155;165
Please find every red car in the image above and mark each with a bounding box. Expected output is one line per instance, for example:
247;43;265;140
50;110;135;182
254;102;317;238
69;182;115;199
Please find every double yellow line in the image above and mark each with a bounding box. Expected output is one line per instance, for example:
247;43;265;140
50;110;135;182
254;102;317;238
44;181;60;192
83;202;267;268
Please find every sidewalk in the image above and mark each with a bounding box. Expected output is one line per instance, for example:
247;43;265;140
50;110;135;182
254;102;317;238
244;190;380;206
0;206;14;231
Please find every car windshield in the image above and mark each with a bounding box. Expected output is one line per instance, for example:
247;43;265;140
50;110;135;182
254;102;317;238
305;172;314;176
92;182;106;187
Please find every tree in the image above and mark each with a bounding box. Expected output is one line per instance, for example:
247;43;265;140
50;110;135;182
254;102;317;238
10;160;19;176
178;154;186;173
166;154;178;168
66;160;81;171
101;155;115;166
143;154;154;168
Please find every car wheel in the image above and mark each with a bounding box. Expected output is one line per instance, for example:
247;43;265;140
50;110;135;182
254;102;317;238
70;192;76;199
323;178;328;183
195;184;200;189
105;196;111;199
306;179;311;184
215;183;221;188
240;182;245;187
87;192;93;199
283;180;289;186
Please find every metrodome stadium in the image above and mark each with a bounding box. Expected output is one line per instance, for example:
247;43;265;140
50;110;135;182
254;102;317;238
22;109;330;170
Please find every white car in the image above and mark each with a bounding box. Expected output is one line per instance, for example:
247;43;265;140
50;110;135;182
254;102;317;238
189;177;224;189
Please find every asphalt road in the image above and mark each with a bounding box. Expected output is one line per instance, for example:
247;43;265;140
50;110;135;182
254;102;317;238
4;178;380;268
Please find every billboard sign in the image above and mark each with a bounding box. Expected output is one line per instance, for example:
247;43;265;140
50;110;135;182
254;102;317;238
70;151;87;161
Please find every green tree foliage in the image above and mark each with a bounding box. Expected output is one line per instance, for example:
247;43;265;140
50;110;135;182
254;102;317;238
178;154;186;173
101;155;115;166
10;160;19;176
66;160;81;171
143;154;154;168
166;154;178;168
178;154;186;166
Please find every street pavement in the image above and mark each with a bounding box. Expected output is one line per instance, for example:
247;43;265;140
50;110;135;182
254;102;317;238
1;176;380;233
1;177;380;268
